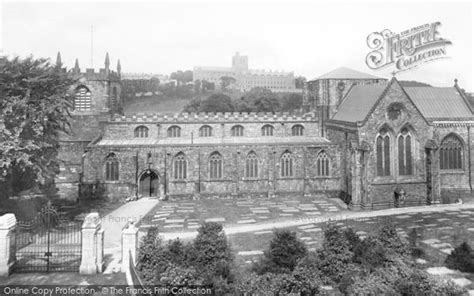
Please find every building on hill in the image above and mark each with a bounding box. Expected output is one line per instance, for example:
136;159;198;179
58;65;473;209
193;52;298;93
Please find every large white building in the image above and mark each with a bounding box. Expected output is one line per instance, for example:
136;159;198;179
193;52;298;92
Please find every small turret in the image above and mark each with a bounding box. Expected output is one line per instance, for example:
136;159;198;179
73;58;80;73
56;52;62;69
117;59;121;77
104;52;110;72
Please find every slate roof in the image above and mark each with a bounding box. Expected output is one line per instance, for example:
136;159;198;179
310;67;383;81
332;84;387;122
405;87;473;119
331;81;473;123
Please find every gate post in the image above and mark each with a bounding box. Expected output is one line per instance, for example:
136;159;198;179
0;214;16;277
121;221;138;272
80;212;101;274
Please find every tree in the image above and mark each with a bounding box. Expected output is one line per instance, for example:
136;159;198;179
220;76;236;90
253;229;307;274
201;80;215;92
294;76;307;89
0;56;75;196
244;87;280;112
445;242;474;272
194;79;202;93
198;93;234;113
281;93;303;111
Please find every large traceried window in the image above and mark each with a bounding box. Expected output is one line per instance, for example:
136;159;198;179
134;126;149;138
376;129;391;176
245;151;258;178
209;152;223;179
292;125;304;136
316;151;330;176
280;151;293;177
200;125;213;137
167;126;181;137
262;125;274;136
105;153;119;181
398;128;413;176
174;152;187;180
74;85;91;111
231;125;244;137
440;134;463;170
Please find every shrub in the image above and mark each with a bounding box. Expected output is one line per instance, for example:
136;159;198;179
345;272;397;296
253;229;307;274
135;227;168;284
376;219;409;257
237;271;323;296
353;236;387;270
190;222;234;281
445;241;474;272
407;228;425;258
315;224;354;284
159;264;204;286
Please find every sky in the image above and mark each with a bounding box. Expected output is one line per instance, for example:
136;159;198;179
1;1;473;90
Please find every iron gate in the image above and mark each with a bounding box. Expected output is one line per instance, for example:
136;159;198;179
14;202;82;272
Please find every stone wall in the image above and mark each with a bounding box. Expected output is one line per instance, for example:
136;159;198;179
83;143;341;200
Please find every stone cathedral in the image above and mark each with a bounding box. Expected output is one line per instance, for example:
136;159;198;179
57;55;474;209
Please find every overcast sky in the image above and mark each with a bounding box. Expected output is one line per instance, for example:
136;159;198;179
1;1;473;90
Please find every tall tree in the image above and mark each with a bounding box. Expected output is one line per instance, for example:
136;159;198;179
220;76;236;90
0;56;75;195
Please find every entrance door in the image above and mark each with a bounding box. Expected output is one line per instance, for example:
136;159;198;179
139;170;159;197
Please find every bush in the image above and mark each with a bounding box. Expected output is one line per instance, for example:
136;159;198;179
159;264;204;286
315;224;354;284
408;228;425;258
189;222;234;282
353;236;387;270
237;271;324;296
445;241;474;272
252;229;307;274
376;219;409;257
135;228;168;284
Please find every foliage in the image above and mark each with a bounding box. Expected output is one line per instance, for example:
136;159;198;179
238;271;324;296
281;93;303;111
0;56;75;195
376;219;409;257
294;76;306;89
253;229;307;274
445;241;474;272
189;222;234;283
407;228;425;258
345;272;397;296
197;93;234;113
219;76;236;90
135;227;168;284
315;224;354;284
159;264;204;286
170;70;193;86
182;97;202;113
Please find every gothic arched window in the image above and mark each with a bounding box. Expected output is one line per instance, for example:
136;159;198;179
316;151;330;176
74;85;91;111
134;126;149;138
167;126;181;137
231;125;244;137
398;128;413;175
440;134;463;170
200;125;213;137
209;152;222;179
105;153;119;181
174;152;187;180
262;124;274;136
292;124;304;136
111;86;118;109
376;129;391;176
245;151;258;178
280;151;293;177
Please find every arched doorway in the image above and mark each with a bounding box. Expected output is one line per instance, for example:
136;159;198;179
139;170;159;197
